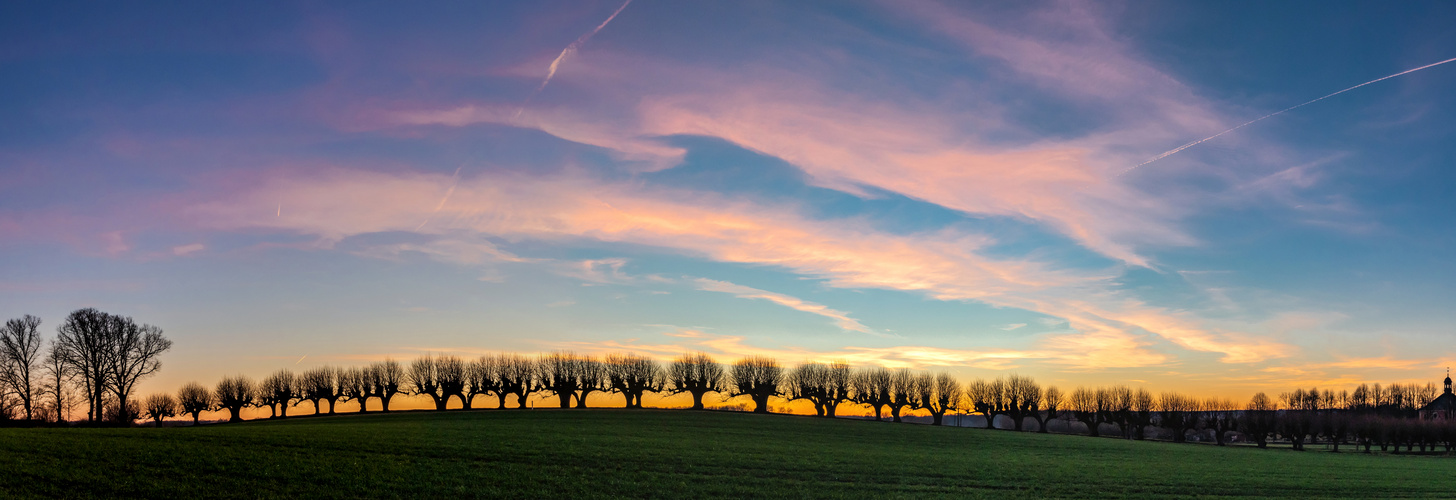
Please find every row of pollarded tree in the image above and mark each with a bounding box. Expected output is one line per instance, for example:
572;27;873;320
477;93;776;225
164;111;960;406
0;310;172;424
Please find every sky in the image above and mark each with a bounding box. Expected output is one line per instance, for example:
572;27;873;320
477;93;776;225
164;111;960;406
2;1;1455;409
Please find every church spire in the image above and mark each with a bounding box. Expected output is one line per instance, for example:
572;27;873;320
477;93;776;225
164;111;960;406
1446;367;1452;395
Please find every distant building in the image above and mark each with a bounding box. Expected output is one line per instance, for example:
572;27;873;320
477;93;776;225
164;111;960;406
1419;371;1456;419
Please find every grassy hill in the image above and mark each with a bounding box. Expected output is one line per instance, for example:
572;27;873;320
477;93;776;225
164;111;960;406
3;409;1454;498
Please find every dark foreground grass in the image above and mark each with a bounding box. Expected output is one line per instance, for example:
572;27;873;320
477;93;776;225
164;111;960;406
2;409;1454;499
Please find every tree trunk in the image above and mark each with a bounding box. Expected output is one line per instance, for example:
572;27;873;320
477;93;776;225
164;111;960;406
191;412;200;425
690;391;706;410
434;395;448;411
515;393;529;408
1012;415;1025;431
983;413;996;430
327;398;337;415
556;392;572;408
381;394;395;412
871;404;884;421
931;412;944;426
825;402;838;418
228;406;243;423
752;394;770;413
1082;418;1099;437
496;393;509;409
461;394;473;410
312;400;322;415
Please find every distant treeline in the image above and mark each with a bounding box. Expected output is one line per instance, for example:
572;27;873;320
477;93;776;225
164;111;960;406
3;310;1454;453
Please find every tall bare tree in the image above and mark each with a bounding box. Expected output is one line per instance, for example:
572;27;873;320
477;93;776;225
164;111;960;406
1130;388;1155;440
339;367;375;413
1034;386;1062;433
1204;397;1238;446
438;356;469;409
786;362;833;417
143;393;177;427
606;353;662;408
1;315;44;420
54;308;113;421
40;341;75;422
728;356;782;413
1241;392;1277;448
177;382;213;425
1106;385;1133;438
1157;392;1201;443
1003;375;1041;432
215;375;254;423
852;367;892;420
968;379;1007;429
666;352;724;410
498;354;539;408
886;368;917;423
106;317;172;423
1068;387;1102;436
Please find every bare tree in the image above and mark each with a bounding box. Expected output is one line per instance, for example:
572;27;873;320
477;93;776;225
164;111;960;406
1034;386;1062;433
1204;398;1238;446
852;368;892;420
917;373;960;425
968;379;1007;429
374;359;404;412
1068;387;1102;436
467;356;502;409
1;315;44;420
298;366;341;415
728;356;782;413
886;368;917;423
257;370;299;418
339;367;375;412
1280;388;1318;450
1003;375;1041;432
408;355;449;410
105;318;172;423
575;356;608;408
177;382;213;425
539;352;584;408
215;375;254;423
40;341;75;422
54;308;113;422
1130;388;1155;440
143;393;177;427
1241;392;1277;448
438;356;469;409
498;354;539;408
1106;386;1133;438
787;362;832;417
666;352;724;410
1157;392;1201;443
606;353;662;408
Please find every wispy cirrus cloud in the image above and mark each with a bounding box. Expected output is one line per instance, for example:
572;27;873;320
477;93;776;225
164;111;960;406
692;278;877;336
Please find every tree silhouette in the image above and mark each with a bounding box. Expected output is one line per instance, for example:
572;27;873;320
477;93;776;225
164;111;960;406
575;356;607;409
40;341;75;422
886;368;917;423
298;366;341;415
258;370;298;418
539;352;584;409
787;362;833;417
1003;375;1041;432
1241;392;1277;448
497;354;539;408
728;356;782;413
466;356;501;409
852;367;891;420
438;356;468;409
54;308;113;422
1035;386;1062;433
968;379;1007;429
666;352;724;410
821;361;852;417
339;367;375;412
1106;385;1133;438
373;360;404;412
105;317;172;424
142;393;177;427
1157;392;1200;443
1;315;44;420
1204;397;1238;446
177;382;214;425
916;373;960;426
408;355;449;411
1068;387;1102;436
215;375;254;423
605;353;662;408
1129;388;1155;440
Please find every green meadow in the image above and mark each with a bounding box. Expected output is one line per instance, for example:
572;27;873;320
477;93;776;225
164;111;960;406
2;409;1453;498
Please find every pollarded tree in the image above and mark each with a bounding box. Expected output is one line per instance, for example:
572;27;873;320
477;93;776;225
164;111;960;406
1003;375;1041;432
1157;392;1201;443
666;352;724;410
1204;397;1238;446
786;361;851;417
177;382;213;425
298;366;341;415
1106;385;1133;438
853;367;892;420
374;359;405;412
728;356;783;413
0;315;44;421
467;355;502;409
1068;387;1102;437
968;378;1007;430
408;355;449;411
339;367;375;413
498;354;539;408
257;370;299;418
1033;386;1062;433
1130;388;1155;440
886;368;918;423
215;375;254;423
438;356;469;409
822;361;852;417
143;392;177;427
575;356;608;408
918;373;960;426
605;353;662;408
1241;392;1278;448
539;352;584;409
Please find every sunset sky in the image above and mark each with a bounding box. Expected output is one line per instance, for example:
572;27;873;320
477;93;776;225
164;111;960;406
3;1;1455;406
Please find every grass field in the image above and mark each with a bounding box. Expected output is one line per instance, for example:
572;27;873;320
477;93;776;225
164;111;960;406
3;409;1454;498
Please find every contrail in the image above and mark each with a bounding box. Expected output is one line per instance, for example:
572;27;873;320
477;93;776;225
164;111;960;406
416;167;463;231
1123;56;1456;175
514;0;633;119
295;355;307;365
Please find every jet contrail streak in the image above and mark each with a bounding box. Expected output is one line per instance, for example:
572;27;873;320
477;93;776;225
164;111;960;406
1123;56;1456;175
514;0;633;119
